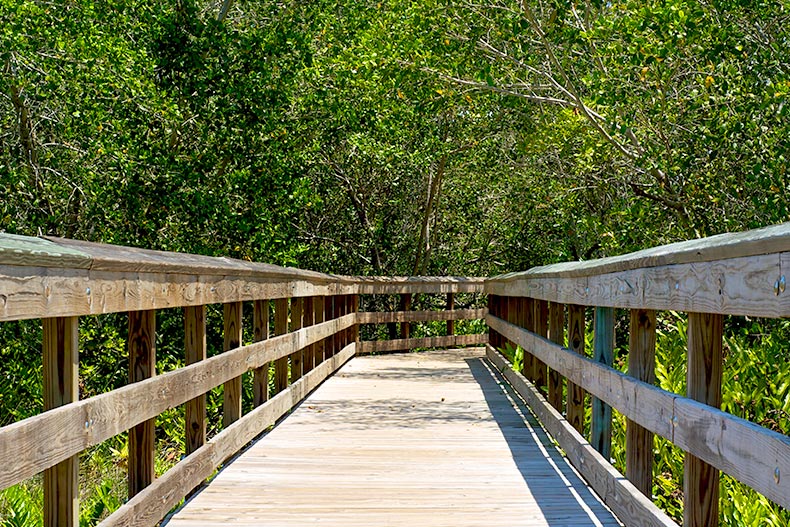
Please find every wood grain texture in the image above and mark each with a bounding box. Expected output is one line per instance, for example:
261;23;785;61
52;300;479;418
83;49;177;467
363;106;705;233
43;316;79;527
487;345;678;527
98;344;357;527
274;298;289;394
222;303;243;428
302;297;315;374
356;308;486;324
0;314;357;491
486;253;790;318
591;307;614;459
128;310;156;497
184;306;207;456
684;312;723;527
313;297;325;366
547;302;565;412
566;305;586;434
0;234;91;269
290;297;304;383
626;309;656;498
356;334;488;354
252;300;269;407
167;348;621;527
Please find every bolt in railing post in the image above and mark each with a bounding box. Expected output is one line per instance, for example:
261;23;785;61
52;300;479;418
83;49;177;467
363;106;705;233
684;312;723;527
43;316;79;527
626;308;656;497
128;310;156;497
591;306;615;459
185;306;207;453
566;304;586;434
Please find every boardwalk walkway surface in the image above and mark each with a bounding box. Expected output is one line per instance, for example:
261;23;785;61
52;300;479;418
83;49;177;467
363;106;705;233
166;349;622;527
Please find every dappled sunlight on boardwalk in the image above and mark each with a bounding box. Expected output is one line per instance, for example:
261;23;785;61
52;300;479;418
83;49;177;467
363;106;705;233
166;349;621;527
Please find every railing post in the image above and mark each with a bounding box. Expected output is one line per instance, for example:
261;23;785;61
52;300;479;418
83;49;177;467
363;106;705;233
488;295;497;349
43;316;79;527
302;296;315;373
400;293;412;339
128;309;156;497
314;296;325;364
253;299;270;406
327;295;337;357
522;297;534;382
533;299;549;394
626;308;656;497
223;302;243;428
684;312;723;527
184;306;207;454
548;302;565;411
591;306;615;459
446;292;455;335
290;297;304;383
566;304;586;433
352;294;360;349
274;298;289;392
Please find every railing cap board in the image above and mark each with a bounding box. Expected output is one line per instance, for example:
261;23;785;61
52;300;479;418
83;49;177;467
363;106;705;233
0;234;92;269
489;222;790;281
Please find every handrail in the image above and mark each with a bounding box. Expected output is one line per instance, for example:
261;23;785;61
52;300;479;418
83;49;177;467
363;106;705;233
3;224;790;527
0;232;486;527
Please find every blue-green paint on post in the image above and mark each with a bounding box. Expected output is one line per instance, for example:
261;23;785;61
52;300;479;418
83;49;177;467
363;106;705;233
591;306;615;459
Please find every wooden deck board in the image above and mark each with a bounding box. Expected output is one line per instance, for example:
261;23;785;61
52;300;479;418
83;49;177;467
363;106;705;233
166;349;622;527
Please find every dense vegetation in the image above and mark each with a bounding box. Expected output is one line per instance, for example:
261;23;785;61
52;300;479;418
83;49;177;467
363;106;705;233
2;0;789;524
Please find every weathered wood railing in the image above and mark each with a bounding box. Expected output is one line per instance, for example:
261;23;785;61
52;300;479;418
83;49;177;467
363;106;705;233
3;224;790;527
486;223;790;527
0;235;486;526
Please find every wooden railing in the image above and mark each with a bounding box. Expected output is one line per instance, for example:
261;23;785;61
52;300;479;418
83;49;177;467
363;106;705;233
0;235;487;526
2;224;790;527
486;223;790;527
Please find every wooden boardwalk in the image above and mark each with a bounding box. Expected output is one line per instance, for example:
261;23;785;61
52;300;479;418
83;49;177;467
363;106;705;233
166;349;621;527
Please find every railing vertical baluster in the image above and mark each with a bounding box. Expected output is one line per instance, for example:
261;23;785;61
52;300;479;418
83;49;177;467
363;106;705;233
303;296;315;373
446;292;455;335
488;295;497;349
533;299;549;394
314;296;325;363
522;297;535;382
626;308;656;497
566;304;586;433
184;306;207;453
400;293;412;339
327;295;337;357
223;302;243;428
591;306;615;459
43;316;79;527
290;297;304;383
128;310;156;497
253;299;270;406
547;302;565;411
684;312;723;527
274;298;289;392
351;294;360;349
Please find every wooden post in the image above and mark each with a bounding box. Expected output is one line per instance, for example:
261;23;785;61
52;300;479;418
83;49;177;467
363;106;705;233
43;316;79;527
184;306;207;455
533;299;549;394
290;297;304;383
327;296;336;358
222;302;242;428
591;306;615;459
128;310;156;497
488;295;497;349
684;312;723;527
446;293;455;335
351;294;360;349
566;304;586;434
302;296;315;373
335;295;346;352
548;302;565;412
400;293;412;340
314;296;325;364
522;297;535;382
253;300;270;406
626;308;656;497
274;298;289;393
